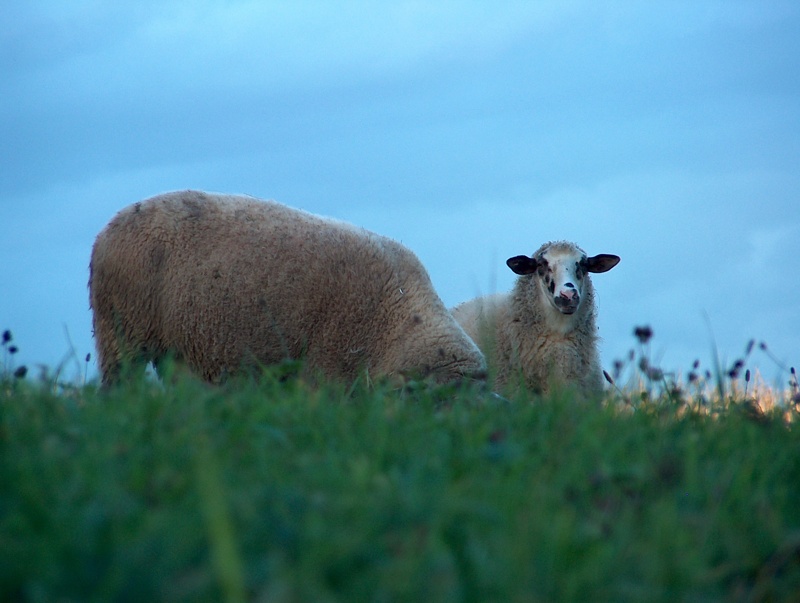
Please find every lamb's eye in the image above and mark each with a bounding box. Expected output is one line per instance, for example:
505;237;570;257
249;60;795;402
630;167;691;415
536;260;549;276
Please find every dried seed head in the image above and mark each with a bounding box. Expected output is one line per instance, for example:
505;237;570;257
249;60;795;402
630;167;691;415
688;372;698;383
647;367;664;381
8;345;18;355
634;325;653;344
85;353;91;362
745;340;755;356
745;369;751;383
13;366;27;379
1;330;10;344
603;370;614;385
759;341;768;351
728;359;745;380
692;360;700;370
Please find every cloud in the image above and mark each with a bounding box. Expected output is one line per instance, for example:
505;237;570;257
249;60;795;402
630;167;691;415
3;1;561;97
2;2;568;198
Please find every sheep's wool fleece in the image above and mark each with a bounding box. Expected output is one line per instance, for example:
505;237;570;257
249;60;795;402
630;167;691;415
89;191;485;384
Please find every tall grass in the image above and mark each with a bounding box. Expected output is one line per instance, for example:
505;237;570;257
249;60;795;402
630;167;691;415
1;328;799;601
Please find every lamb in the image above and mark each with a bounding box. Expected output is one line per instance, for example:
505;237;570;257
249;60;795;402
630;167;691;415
89;190;486;386
451;241;619;396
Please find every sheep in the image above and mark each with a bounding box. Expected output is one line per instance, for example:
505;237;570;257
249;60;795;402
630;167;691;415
451;241;619;396
89;190;486;386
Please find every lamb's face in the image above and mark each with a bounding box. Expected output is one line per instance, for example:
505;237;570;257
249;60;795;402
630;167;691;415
506;243;620;316
538;247;587;314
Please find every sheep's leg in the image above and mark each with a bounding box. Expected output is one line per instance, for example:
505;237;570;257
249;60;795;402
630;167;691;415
94;313;150;387
152;353;194;384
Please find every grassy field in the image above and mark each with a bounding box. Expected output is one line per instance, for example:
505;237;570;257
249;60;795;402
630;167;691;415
2;331;800;602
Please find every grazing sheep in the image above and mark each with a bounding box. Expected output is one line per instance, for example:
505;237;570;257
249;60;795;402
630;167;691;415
451;241;619;396
89;190;486;386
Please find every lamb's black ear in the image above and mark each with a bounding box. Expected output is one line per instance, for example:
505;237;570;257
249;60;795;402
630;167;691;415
506;255;539;275
585;254;620;273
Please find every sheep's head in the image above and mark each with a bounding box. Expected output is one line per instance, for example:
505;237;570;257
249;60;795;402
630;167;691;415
506;242;619;316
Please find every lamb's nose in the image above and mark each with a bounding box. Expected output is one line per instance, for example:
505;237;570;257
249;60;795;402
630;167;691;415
560;288;578;301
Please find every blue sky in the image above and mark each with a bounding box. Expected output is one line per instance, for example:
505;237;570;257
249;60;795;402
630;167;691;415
2;1;798;388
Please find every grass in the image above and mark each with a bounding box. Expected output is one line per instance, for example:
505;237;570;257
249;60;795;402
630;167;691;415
2;329;800;602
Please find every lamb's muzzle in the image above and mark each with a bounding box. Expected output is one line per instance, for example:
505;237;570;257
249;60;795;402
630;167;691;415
554;287;580;314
